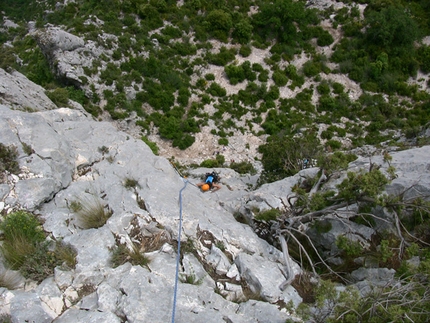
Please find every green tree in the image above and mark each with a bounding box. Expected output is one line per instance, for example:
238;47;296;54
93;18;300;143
232;18;253;44
252;0;317;45
365;6;421;54
259;133;321;183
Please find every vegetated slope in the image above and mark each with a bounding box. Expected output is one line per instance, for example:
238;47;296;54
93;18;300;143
1;0;430;182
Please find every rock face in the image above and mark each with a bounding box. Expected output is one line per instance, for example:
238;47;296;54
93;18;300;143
0;71;301;322
0;68;57;111
1;69;430;322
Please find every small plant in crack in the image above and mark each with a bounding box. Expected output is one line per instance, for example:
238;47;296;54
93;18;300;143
123;177;140;190
215;241;226;251
54;241;77;269
77;284;97;299
180;263;205;285
21;142;34;155
98;145;109;155
181;237;196;255
111;243;150;268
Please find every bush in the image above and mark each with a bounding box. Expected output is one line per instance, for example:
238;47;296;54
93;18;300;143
326;139;342;150
206;46;236;66
218;138;229;146
316;81;330;95
205;73;215;81
272;70;288;86
207;83;227;97
230;161;257;175
173;134;195;150
46;88;69;107
0;210;73;282
255;208;281;222
141;136;159;155
336;236;363;257
239;44;252;57
317;29;334;47
200;159;220;168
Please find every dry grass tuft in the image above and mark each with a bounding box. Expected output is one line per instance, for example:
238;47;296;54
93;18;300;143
0;269;23;290
70;194;112;229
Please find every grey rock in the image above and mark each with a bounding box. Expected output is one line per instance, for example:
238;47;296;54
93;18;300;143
52;308;121;323
350;267;396;284
234;253;301;304
97;282;122;313
182;253;215;288
306;218;375;259
63;227;115;272
206;244;232;275
37;277;64;318
77;292;98;311
10;290;54;323
237;299;292;323
54;268;74;291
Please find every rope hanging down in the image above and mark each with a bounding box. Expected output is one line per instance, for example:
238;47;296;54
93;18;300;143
171;179;188;323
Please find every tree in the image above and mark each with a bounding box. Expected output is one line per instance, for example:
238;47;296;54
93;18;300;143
258;133;321;183
232;18;253;44
252;0;317;45
365;6;421;54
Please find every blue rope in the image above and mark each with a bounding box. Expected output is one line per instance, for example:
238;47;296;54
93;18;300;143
171;179;188;323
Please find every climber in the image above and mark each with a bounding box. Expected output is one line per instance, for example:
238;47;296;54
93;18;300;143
197;171;221;192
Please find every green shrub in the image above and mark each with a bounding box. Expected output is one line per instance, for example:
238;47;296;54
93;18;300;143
230;161;257;175
218;138;229;146
215;154;225;166
141;136;159;155
225;64;246;84
239;44;252;57
0;210;70;282
255;208;281;222
332;82;344;94
317;81;330;95
336;236;363;257
207;83;227;97
206;46;236;66
0;211;45;246
200;158;221;168
272;70;288;86
205;73;215;81
46;88;69;107
173;134;195;150
326;139;342;150
317;29;334;47
259;134;322;183
19;241;62;282
0;211;45;269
